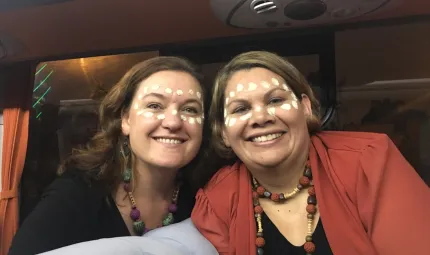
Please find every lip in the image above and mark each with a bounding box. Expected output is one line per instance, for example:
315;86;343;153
246;130;287;141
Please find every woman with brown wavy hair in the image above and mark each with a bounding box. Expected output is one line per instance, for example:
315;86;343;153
9;56;209;255
191;51;430;255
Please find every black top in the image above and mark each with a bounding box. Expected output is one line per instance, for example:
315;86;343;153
8;172;195;255
262;213;333;255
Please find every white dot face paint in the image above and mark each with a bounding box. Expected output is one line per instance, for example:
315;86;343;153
248;82;257;91
255;106;262;112
261;81;271;89
134;103;139;110
137;94;143;100
229;91;235;98
228;117;237;127
137;110;144;116
188;117;195;125
225;97;229;105
271;78;280;86
180;115;187;121
239;112;252;121
281;103;291;111
282;84;289;91
152;85;159;90
237;84;244;92
176;90;183;96
196;91;201;99
291;101;298;109
172;109;178;115
188;89;194;95
196;117;202;124
143;87;148;94
267;107;276;116
165;88;172;94
143;112;154;118
157;114;165;120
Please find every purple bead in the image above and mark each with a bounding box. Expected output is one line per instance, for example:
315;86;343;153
123;183;131;192
168;203;178;213
130;208;141;221
144;228;151;234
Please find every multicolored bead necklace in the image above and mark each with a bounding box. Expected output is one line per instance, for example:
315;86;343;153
123;167;179;235
252;160;317;255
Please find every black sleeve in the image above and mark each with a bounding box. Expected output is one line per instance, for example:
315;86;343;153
8;173;101;255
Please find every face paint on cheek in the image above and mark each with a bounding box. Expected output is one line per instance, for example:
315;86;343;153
228;117;237;127
291;100;298;109
196;117;202;124
267;107;276;116
239;112;252;121
281;103;291;111
180;115;187;121
157;114;165;120
188;117;195;125
143;112;154;118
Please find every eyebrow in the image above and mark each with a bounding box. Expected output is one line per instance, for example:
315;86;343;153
142;92;204;107
225;87;286;108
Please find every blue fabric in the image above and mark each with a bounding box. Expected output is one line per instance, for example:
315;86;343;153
39;219;218;255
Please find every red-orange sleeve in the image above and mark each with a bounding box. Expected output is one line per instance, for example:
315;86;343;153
357;134;430;254
191;188;230;255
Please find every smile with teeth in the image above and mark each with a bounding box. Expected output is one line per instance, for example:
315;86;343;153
154;138;183;144
251;133;283;143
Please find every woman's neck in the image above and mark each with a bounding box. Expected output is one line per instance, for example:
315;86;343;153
250;153;307;194
132;163;178;202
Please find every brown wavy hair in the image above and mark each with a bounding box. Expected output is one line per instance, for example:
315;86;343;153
210;51;321;159
59;56;205;192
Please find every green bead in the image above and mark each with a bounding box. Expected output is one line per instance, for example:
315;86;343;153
133;221;145;234
162;213;174;226
123;169;132;182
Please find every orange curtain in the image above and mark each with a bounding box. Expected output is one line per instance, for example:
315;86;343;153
0;62;35;255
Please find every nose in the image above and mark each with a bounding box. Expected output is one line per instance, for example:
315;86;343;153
250;106;275;128
161;109;183;131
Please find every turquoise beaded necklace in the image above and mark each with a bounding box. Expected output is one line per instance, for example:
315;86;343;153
122;167;179;235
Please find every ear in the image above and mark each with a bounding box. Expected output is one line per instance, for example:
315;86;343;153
221;128;231;147
300;94;312;117
121;110;131;136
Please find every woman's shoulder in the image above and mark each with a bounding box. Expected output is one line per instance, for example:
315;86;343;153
201;161;242;194
315;131;392;152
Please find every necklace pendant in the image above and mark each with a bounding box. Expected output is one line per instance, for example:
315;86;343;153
133;220;145;235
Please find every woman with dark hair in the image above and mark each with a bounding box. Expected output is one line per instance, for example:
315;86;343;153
191;51;430;255
8;56;209;255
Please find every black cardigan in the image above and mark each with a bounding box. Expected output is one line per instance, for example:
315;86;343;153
8;172;195;255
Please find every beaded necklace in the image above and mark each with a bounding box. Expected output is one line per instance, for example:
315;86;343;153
122;167;179;235
251;161;317;255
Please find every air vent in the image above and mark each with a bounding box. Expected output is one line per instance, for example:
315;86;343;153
250;0;278;14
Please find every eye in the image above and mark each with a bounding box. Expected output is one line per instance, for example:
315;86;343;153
147;103;163;110
232;105;249;114
268;97;284;105
182;106;199;114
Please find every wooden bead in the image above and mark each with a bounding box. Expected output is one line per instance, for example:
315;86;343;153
252;191;259;199
299;176;310;186
256;186;266;196
256;237;265;247
254;205;263;214
304;242;316;253
308;186;316;196
270;193;280;202
306;204;317;214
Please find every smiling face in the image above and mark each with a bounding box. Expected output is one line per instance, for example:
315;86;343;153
222;67;312;170
122;70;204;171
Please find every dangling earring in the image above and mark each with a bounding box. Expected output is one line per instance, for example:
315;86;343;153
121;136;131;158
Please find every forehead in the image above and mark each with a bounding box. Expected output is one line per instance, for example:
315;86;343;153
137;70;202;96
225;67;283;94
